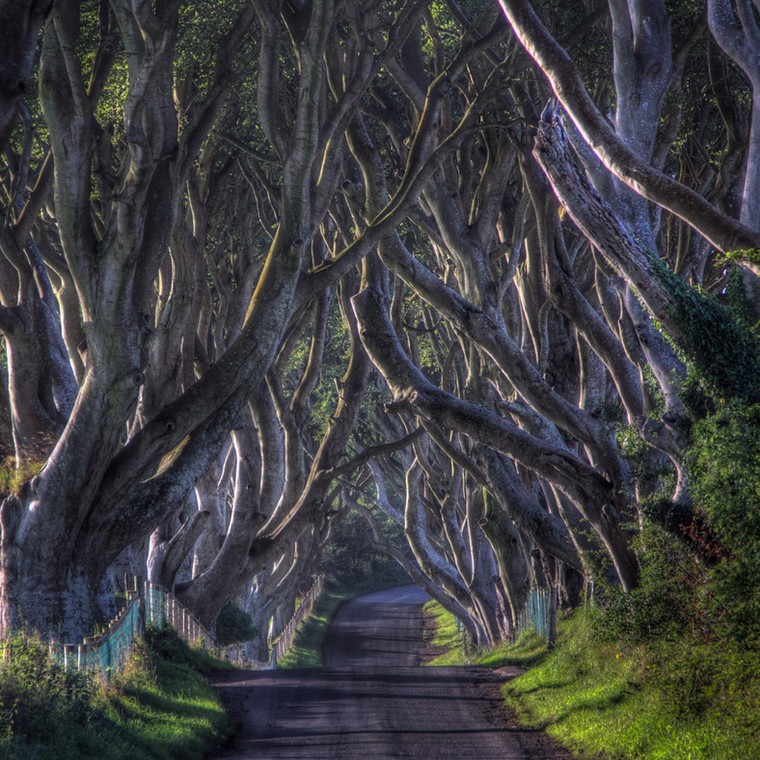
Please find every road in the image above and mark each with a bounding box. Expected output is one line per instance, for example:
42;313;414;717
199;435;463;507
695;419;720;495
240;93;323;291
208;585;570;759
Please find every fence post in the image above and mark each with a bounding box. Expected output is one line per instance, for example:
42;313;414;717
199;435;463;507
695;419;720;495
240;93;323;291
548;585;558;648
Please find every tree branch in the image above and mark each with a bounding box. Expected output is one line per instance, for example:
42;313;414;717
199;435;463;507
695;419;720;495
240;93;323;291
497;0;760;261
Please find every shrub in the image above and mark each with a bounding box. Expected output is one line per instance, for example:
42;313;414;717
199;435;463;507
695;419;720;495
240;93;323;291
215;602;258;646
597;524;702;645
0;634;95;756
689;401;760;644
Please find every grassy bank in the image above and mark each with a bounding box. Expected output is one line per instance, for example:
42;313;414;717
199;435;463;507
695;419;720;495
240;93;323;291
0;628;231;760
423;600;547;668
424;601;760;759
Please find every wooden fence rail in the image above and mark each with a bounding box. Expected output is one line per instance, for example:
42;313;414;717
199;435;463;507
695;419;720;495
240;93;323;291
269;575;324;666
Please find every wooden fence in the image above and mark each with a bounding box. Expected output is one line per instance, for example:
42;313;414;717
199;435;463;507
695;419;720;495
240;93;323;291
269;575;324;666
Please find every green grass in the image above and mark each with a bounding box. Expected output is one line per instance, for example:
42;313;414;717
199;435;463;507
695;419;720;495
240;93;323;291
477;629;548;668
0;628;232;760
424;602;760;759
423;600;548;667
422;600;468;665
506;611;760;760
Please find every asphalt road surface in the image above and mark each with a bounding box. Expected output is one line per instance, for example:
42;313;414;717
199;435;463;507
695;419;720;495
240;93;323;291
208;585;571;759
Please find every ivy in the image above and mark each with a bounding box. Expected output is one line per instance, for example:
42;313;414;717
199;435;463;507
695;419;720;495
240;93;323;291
647;253;760;405
724;262;760;330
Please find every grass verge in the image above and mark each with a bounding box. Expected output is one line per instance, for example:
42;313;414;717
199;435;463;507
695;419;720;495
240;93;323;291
422;600;548;668
0;627;232;760
424;601;760;759
504;610;760;760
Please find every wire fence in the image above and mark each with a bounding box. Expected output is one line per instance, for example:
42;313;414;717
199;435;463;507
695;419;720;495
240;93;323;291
36;578;218;681
516;587;550;638
514;586;558;646
455;586;556;650
142;580;214;649
1;575;324;682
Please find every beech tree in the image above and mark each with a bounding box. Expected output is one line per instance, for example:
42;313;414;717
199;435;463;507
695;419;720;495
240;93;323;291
1;0;758;647
343;0;758;635
0;0;422;640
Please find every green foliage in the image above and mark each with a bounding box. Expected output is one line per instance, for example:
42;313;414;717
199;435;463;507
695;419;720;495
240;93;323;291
214;602;258;647
597;523;700;645
0;460;45;498
724;262;760;328
724;247;760;267
0;635;93;753
504;610;760;760
649;253;760;403
318;510;410;589
0;629;230;760
689;401;760;643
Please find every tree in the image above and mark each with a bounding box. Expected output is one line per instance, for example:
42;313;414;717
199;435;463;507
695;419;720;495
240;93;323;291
0;0;347;639
0;0;52;149
1;0;758;648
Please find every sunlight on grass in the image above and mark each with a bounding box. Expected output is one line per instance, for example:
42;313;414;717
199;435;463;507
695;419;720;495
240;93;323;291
422;601;548;667
276;596;337;668
422;601;759;759
277;579;404;668
504;611;760;760
422;600;469;665
0;628;231;760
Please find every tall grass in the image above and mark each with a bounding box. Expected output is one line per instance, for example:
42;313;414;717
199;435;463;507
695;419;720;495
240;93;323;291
0;628;231;760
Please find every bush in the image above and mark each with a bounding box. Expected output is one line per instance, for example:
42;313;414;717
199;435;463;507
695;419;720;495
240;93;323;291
597;523;700;645
215;602;258;646
689;401;760;643
0;634;93;747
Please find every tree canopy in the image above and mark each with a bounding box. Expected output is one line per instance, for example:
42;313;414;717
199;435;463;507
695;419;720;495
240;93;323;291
0;0;758;649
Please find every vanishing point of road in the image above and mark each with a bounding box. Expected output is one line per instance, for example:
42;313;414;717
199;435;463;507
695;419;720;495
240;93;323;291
208;585;571;759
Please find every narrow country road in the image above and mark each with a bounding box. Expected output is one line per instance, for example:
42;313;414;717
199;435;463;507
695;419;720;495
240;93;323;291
208;585;571;759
